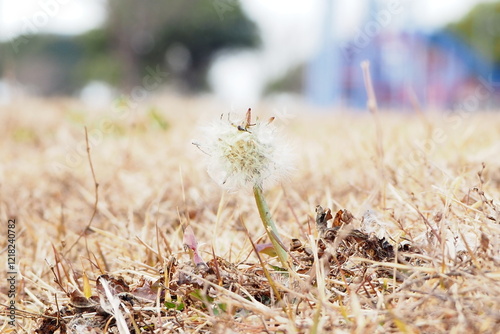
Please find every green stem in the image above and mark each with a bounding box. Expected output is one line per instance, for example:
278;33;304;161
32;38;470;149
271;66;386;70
253;185;288;269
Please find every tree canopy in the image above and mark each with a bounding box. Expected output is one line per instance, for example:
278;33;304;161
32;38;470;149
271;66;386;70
3;0;259;95
446;2;500;64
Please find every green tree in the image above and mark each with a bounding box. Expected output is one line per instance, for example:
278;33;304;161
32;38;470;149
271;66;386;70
1;0;259;95
446;2;500;63
4;34;84;95
83;0;259;91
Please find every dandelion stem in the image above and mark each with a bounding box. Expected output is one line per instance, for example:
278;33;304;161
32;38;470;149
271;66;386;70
253;185;289;269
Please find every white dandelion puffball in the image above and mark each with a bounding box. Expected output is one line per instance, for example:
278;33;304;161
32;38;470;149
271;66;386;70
196;110;293;191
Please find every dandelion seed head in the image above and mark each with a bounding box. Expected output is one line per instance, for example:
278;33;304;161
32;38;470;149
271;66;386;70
196;111;293;190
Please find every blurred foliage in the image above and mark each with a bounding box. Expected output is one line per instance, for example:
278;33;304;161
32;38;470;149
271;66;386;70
2;0;259;95
88;0;259;91
147;107;170;131
74;29;122;85
4;35;84;95
446;2;500;63
264;65;304;96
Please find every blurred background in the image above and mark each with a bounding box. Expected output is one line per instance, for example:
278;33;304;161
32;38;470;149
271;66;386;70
0;0;499;110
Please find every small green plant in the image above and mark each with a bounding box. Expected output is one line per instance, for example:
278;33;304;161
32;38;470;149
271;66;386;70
194;109;293;268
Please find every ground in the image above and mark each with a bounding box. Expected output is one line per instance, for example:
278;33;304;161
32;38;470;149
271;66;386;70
1;95;499;333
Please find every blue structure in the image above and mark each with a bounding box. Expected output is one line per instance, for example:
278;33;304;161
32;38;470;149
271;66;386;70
306;0;500;110
304;0;341;106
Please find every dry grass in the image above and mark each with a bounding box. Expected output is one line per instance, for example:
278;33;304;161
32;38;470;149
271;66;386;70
1;95;499;333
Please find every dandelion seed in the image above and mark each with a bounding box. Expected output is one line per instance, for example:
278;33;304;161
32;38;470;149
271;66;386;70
196;108;293;191
194;108;294;268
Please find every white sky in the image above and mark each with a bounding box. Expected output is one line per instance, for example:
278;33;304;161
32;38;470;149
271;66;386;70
211;0;494;106
0;0;489;41
0;0;494;104
0;0;107;41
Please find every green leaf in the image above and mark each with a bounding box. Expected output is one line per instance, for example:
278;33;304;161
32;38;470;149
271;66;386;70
212;303;227;315
269;265;288;273
149;108;169;130
189;289;226;315
189;289;214;303
164;301;184;311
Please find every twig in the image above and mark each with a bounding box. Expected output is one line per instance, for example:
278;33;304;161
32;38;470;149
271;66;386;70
65;127;99;255
281;184;301;230
267;228;301;265
240;217;282;303
361;61;379;116
408;86;432;133
361;61;386;208
211;246;222;285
